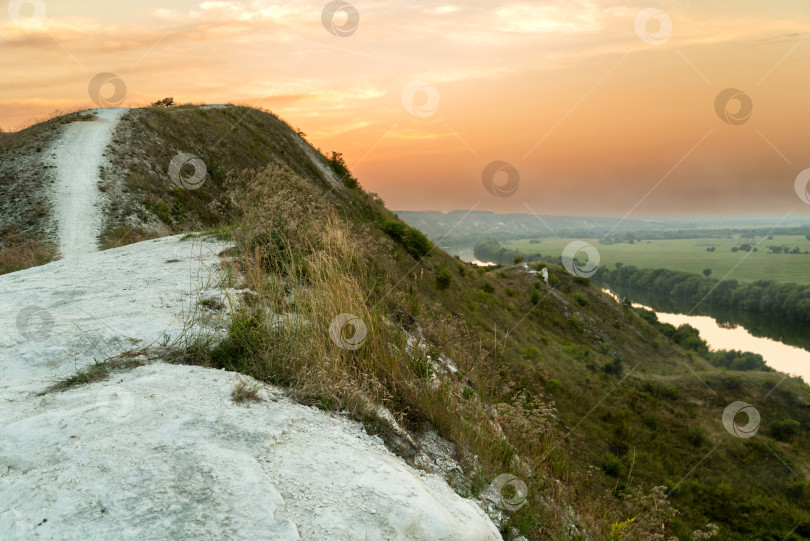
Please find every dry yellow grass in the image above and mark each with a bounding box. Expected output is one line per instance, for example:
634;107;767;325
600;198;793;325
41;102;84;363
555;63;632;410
0;228;58;274
171;162;604;538
99;225;158;250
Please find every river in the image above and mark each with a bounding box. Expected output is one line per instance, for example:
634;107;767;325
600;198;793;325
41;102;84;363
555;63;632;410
602;288;810;382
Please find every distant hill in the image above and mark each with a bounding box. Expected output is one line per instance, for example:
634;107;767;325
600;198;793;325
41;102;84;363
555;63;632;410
396;210;810;248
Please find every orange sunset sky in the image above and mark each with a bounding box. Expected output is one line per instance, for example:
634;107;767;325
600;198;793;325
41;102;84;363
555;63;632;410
1;0;809;215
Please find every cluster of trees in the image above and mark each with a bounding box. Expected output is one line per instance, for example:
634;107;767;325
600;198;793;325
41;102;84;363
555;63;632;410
600;232;639;245
635;308;771;371
705;349;771;371
730;243;757;252
767;245;808;255
473;240;542;265
601;265;810;323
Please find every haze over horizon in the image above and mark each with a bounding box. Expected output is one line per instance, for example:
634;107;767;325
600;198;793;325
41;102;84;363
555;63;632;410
2;0;809;215
394;209;810;218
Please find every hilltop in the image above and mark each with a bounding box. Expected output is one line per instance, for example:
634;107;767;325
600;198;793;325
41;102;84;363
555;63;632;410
1;104;809;540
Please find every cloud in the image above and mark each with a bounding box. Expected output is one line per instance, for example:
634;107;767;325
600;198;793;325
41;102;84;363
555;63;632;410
495;1;612;34
424;6;460;15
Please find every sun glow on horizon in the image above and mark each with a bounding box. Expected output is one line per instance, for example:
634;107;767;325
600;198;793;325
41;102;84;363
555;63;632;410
2;0;809;215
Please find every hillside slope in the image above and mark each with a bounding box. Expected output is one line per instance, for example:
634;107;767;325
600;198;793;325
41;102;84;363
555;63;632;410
0;236;499;540
2;104;809;540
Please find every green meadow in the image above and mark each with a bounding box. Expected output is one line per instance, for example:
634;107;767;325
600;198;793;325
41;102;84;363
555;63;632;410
502;234;810;285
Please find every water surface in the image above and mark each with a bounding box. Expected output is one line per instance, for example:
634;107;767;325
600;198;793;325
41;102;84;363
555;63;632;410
602;288;810;382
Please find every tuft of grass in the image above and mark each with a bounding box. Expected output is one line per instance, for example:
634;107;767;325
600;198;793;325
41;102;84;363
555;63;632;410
43;353;148;394
231;376;263;403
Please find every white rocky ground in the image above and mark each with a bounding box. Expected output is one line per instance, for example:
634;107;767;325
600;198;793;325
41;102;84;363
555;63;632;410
0;236;501;540
49;108;127;259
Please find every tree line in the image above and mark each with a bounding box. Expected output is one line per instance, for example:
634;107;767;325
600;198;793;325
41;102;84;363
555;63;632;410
473;240;543;265
599;265;810;323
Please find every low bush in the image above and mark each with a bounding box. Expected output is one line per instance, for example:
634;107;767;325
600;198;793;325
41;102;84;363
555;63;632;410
381;220;432;259
602;455;621;477
436;265;453;290
771;419;800;441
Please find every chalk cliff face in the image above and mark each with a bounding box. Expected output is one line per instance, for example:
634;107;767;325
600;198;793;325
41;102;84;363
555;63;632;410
0;235;500;540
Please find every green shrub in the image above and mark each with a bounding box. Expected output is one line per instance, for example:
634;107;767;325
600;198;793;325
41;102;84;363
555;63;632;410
602;455;621;477
771;419;800;441
328;151;359;188
381;220;432;259
685;427;706;447
785;481;806;499
721;374;742;390
482;283;495;294
522;344;541;360
571;291;589;307
660;386;679;400
436;266;453;290
400;228;432;259
380;219;407;239
603;356;624;376
530;289;541;305
563;344;590;361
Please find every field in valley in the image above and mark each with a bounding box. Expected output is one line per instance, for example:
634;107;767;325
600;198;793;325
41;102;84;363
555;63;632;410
502;234;810;284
